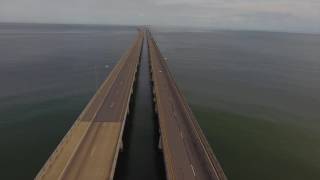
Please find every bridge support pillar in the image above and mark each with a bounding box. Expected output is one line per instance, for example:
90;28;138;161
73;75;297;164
120;140;124;152
158;135;163;150
155;105;158;113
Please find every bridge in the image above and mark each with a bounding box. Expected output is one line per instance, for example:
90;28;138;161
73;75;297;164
35;28;226;180
147;30;226;180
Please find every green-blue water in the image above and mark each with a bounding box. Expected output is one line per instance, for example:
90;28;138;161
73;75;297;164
0;24;320;180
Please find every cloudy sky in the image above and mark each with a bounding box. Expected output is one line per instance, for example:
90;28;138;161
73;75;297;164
0;0;319;33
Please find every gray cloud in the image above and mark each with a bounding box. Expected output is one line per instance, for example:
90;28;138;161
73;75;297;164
0;0;319;33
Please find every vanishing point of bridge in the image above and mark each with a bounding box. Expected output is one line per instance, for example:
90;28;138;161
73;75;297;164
35;28;227;180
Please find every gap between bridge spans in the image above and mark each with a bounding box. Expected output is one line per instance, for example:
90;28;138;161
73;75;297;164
113;29;166;180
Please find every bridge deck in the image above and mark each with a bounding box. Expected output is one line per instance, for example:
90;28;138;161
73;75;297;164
147;30;227;180
35;30;144;180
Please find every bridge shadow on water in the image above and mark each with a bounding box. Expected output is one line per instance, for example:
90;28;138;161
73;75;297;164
114;38;166;180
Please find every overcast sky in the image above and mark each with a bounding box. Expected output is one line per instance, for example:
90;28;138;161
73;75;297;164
0;0;319;33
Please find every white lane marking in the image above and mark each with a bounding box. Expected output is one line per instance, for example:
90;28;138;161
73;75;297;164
110;102;115;108
180;131;184;139
90;146;96;157
159;70;162;73
190;164;196;176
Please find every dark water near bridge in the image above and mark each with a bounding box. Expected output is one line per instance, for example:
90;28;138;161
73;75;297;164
0;24;319;180
114;34;166;180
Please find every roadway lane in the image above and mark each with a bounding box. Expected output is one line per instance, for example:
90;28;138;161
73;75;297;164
147;30;227;180
36;29;144;180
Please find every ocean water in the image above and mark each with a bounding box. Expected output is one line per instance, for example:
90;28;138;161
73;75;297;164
153;29;320;180
0;23;320;180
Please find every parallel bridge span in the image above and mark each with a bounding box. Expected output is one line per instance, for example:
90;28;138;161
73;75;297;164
35;29;144;180
147;29;227;180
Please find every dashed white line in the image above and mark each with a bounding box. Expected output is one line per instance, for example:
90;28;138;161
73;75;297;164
90;146;96;157
180;131;184;139
190;164;196;176
109;102;115;108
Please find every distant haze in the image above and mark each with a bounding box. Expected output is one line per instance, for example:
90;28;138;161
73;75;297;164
0;0;319;33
